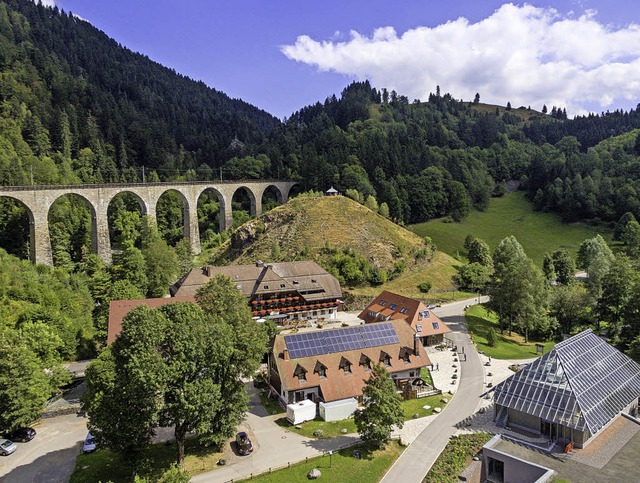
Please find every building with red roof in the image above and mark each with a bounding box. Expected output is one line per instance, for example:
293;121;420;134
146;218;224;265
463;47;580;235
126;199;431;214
358;290;451;347
267;318;433;414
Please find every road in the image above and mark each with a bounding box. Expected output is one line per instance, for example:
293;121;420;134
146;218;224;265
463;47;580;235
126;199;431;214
193;384;358;482
380;297;487;483
0;413;88;483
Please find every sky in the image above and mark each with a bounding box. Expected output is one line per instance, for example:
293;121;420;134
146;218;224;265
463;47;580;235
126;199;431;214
41;1;640;120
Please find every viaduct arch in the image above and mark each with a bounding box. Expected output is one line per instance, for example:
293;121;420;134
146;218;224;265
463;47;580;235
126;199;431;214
0;180;300;266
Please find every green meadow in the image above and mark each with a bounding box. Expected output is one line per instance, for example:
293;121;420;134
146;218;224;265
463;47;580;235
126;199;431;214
409;191;612;265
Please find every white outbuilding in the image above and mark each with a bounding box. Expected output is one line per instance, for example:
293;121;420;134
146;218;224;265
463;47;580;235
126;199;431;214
286;399;317;425
319;398;358;422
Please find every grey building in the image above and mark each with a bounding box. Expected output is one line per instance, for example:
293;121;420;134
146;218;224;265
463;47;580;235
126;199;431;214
491;329;640;448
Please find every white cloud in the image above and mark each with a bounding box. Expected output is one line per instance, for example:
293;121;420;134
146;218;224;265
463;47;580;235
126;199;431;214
34;0;57;7
281;3;640;116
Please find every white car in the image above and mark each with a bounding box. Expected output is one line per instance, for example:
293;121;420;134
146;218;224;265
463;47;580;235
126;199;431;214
82;433;96;453
0;438;17;456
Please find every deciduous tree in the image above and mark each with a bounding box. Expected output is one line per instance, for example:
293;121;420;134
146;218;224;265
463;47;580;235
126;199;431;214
577;235;614;298
0;332;52;433
354;364;404;449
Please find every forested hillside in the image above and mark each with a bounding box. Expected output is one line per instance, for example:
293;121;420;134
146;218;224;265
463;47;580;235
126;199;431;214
2;0;640;234
0;0;279;187
265;84;640;226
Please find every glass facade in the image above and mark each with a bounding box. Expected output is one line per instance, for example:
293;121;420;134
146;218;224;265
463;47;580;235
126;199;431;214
493;330;640;435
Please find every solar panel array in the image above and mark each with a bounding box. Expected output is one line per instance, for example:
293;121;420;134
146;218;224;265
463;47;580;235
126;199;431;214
285;323;400;359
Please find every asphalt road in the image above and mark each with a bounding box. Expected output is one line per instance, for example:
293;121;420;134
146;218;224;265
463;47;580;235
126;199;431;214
380;297;487;483
0;413;88;483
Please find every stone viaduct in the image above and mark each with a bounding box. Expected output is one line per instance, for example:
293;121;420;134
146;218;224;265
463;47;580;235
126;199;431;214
0;180;300;266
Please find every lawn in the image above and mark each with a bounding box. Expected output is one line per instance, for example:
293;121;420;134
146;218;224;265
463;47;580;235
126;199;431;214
465;305;555;359
275;416;357;438
276;390;447;439
401;393;448;420
424;433;493;483
409;191;612;265
70;437;223;482
248;442;404;483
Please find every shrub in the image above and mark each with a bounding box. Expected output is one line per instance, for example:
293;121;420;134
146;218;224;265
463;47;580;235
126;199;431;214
418;281;432;293
486;327;497;347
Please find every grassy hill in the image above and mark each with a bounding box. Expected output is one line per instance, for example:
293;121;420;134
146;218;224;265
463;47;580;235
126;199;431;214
206;194;467;302
409;191;612;265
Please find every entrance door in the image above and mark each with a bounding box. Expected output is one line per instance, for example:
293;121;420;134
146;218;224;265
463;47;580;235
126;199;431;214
295;391;304;402
488;458;504;480
541;420;550;436
541;420;557;440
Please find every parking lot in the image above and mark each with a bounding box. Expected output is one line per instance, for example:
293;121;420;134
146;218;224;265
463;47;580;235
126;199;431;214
0;413;88;482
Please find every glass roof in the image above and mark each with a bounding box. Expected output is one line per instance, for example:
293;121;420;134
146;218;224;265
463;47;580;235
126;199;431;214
493;330;640;435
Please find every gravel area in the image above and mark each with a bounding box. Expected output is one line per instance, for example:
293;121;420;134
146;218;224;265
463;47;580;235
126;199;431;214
568;415;640;468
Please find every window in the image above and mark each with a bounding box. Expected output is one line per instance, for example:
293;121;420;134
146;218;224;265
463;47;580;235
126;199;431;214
389;303;398;310
294;364;307;382
380;351;392;368
339;357;352;374
360;354;372;371
293;280;300;284
314;361;327;378
311;279;317;283
379;300;386;306
400;349;411;364
416;324;423;333
280;283;286;288
432;322;439;330
400;307;408;314
263;284;269;289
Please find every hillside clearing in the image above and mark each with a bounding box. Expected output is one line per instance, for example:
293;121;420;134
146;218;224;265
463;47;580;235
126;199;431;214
409;191;611;265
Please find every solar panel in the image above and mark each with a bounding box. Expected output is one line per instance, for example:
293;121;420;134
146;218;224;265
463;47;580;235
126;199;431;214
285;322;400;359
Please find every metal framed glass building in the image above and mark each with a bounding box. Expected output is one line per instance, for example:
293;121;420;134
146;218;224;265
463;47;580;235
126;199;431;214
491;330;640;448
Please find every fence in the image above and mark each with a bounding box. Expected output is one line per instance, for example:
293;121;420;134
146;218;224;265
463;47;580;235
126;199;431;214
224;440;361;482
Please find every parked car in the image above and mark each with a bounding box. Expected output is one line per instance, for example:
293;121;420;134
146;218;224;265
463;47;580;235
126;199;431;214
6;427;36;443
235;432;253;455
0;439;17;456
82;433;96;453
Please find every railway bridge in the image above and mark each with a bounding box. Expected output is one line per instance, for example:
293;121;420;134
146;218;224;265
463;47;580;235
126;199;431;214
0;180;300;265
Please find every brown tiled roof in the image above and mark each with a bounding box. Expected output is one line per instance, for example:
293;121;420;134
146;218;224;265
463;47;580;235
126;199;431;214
171;261;342;302
272;319;431;402
107;296;195;344
357;290;451;338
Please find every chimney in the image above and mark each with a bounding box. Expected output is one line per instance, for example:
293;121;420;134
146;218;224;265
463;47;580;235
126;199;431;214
283;348;290;361
203;266;211;277
414;333;421;355
256;260;264;267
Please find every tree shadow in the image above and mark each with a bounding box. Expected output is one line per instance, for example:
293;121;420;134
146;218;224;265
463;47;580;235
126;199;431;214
244;381;270;417
1;444;81;483
299;434;361;454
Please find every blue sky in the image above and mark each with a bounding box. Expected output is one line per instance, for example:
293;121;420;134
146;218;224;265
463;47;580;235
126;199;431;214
46;1;640;119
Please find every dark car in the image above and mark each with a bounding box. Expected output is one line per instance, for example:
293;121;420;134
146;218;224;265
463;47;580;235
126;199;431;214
5;428;36;443
235;432;253;455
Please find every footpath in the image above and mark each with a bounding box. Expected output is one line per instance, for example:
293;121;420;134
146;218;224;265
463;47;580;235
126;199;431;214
380;306;486;483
